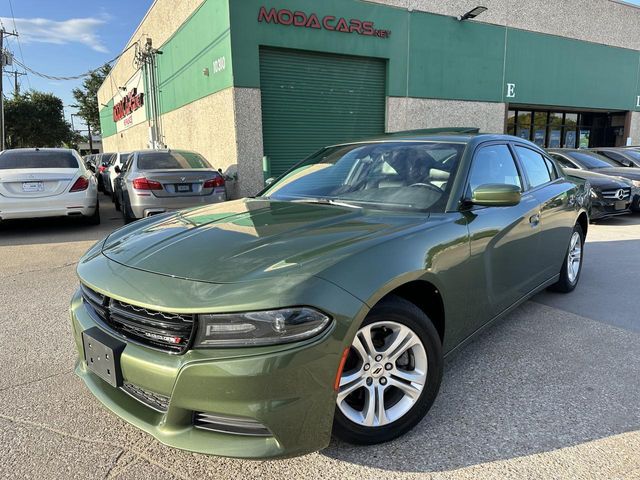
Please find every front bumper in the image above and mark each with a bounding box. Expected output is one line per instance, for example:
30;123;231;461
70;263;365;458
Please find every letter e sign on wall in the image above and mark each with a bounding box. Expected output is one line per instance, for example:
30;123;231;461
506;83;516;98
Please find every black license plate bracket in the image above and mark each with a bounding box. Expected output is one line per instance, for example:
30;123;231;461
82;327;125;387
615;200;627;211
176;183;192;193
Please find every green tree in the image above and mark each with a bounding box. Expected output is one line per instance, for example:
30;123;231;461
4;91;76;148
72;64;111;134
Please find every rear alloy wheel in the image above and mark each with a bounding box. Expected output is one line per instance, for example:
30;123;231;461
548;223;584;293
333;295;442;445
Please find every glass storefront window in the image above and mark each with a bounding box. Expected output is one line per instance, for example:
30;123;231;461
532;112;547;146
548;129;561;148
516;111;531;140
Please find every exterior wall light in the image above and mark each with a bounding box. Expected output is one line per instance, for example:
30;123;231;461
457;6;488;21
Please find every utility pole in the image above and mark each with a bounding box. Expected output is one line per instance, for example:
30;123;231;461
10;70;25;97
0;28;18;150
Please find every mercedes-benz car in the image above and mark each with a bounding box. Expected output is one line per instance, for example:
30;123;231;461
0;148;99;224
70;132;589;459
548;148;640;211
561;168;631;220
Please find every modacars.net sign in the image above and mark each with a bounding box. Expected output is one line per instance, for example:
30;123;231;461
258;6;391;38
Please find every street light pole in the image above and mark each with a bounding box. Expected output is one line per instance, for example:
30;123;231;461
0;28;18;150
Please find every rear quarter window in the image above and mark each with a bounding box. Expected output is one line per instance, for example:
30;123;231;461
0;151;79;169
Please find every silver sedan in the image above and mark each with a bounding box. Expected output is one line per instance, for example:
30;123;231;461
114;149;226;223
0;148;99;224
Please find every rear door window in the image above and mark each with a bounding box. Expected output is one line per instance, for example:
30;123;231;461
514;146;552;188
137;152;211;170
0;150;79;169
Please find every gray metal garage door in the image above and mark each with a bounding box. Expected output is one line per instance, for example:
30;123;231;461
259;47;386;178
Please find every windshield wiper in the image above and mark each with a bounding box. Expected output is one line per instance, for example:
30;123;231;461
291;197;362;209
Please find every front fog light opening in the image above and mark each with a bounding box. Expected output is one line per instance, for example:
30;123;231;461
194;307;331;348
194;412;272;437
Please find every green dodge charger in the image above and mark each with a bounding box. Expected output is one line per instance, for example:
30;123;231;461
70;131;589;458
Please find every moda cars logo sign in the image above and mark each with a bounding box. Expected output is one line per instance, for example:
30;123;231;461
258;6;391;38
113;88;144;123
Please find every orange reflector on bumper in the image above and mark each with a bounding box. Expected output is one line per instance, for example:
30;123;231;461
334;347;350;391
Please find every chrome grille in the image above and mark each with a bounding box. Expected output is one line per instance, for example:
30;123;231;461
193;412;272;437
601;188;631;200
121;382;170;412
80;284;195;354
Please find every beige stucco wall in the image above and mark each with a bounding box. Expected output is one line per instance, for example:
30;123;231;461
102;87;241;195
232;88;266;197
97;0;206;106
629;111;640;145
387;97;507;134
368;0;640;50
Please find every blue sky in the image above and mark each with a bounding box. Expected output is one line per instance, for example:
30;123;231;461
1;0;640;132
0;0;152;131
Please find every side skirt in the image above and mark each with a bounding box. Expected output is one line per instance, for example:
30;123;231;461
443;273;560;360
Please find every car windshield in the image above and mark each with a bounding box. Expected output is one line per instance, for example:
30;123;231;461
0;150;78;169
137;151;211;170
567;151;613;169
261;141;466;212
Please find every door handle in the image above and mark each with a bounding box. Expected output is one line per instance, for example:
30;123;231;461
529;213;540;226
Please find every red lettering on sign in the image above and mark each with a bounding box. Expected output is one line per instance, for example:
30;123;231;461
335;17;349;33
113;88;144;123
258;6;278;23
349;19;362;34
293;11;307;26
306;13;321;29
257;6;390;38
362;21;374;36
322;15;336;31
277;9;293;25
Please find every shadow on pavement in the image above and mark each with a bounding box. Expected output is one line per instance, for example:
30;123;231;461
322;299;640;473
0;193;123;247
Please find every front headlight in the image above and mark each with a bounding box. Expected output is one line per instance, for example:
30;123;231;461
631;179;640;188
193;307;331;347
590;188;599;198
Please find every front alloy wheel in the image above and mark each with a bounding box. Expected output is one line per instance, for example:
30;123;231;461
333;295;442;445
337;321;427;427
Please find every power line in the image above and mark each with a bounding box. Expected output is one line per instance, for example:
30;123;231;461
12;41;138;82
7;0;30;89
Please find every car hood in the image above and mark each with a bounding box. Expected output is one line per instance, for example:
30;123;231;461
596;167;640;181
101;198;427;284
563;168;632;188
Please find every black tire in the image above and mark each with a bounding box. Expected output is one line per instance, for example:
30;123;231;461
548;223;584;293
332;295;443;445
114;192;121;212
97;177;104;193
121;198;135;224
82;201;101;226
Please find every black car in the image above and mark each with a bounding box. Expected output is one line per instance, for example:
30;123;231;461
590;147;640;168
562;168;631;220
548;149;640;211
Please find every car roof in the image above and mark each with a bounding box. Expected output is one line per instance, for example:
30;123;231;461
0;147;75;153
329;131;539;148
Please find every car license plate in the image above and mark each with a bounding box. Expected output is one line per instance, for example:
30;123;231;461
22;181;44;192
82;327;125;387
176;183;191;192
615;201;627;211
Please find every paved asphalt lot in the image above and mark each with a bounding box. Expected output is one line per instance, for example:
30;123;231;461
1;195;639;480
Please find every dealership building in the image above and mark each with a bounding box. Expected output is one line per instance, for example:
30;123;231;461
98;0;640;197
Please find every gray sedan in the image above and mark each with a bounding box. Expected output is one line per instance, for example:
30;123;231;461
114;149;227;223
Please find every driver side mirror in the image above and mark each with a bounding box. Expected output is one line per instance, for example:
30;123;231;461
265;177;275;186
471;184;521;207
114;165;121;174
